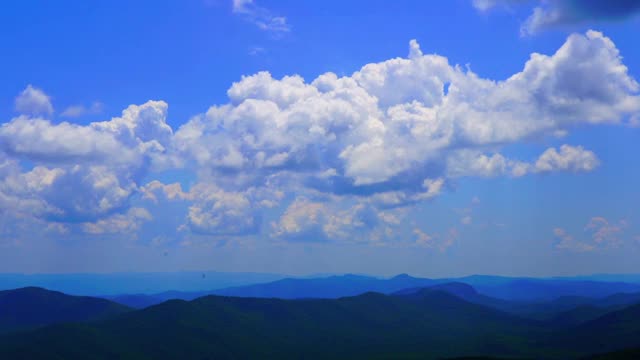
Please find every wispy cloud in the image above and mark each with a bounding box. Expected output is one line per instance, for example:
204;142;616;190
554;227;595;252
248;46;266;56
413;227;458;251
554;217;628;252
585;217;627;247
61;101;104;118
232;0;290;36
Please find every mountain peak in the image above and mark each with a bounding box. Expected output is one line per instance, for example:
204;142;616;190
391;273;415;280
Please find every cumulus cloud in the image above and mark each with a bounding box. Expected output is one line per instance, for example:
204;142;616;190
14;85;54;116
232;0;290;36
0;164;137;222
271;198;329;242
176;31;636;202
1;100;171;166
534;145;599;173
2;31;638;244
446;145;599;178
142;180;284;236
0;101;173;224
185;183;260;236
83;207;153;235
270;197;403;244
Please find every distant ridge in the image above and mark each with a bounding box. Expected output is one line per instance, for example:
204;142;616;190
0;287;130;334
209;273;440;299
105;274;640;309
0;288;544;359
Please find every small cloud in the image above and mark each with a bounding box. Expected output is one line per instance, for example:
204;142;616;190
248;46;266;56
472;0;504;11
413;228;435;248
60;101;104;118
471;0;529;12
554;217;628;252
585;217;626;247
553;227;595;252
461;216;472;225
232;0;290;36
413;227;458;251
15;85;54;116
534;145;600;174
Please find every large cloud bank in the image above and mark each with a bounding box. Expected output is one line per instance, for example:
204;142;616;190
1;31;638;245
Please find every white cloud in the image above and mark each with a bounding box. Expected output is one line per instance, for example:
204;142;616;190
554;227;595;252
0;101;173;224
176;31;636;201
14;85;53;116
534;145;600;173
585;217;626;247
141;180;284;236
413;227;458;251
447;151;509;178
270;197;403;244
554;217;627;252
471;0;526;12
1;31;638;244
446;145;599;178
61;101;104;118
271;197;328;242
83;207;153;235
0;164;137;222
232;0;290;36
185;183;259;235
140;180;190;203
248;46;265;56
1;100;171;167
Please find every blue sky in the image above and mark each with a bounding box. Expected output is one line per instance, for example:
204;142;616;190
1;0;640;277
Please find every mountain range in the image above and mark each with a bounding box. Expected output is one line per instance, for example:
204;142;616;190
105;273;640;310
2;278;640;358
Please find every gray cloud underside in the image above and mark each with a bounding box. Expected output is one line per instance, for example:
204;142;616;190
473;0;640;35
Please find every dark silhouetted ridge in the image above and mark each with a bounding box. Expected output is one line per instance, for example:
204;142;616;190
0;287;131;334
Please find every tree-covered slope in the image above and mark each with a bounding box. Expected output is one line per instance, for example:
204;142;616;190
0;290;542;359
0;287;131;334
